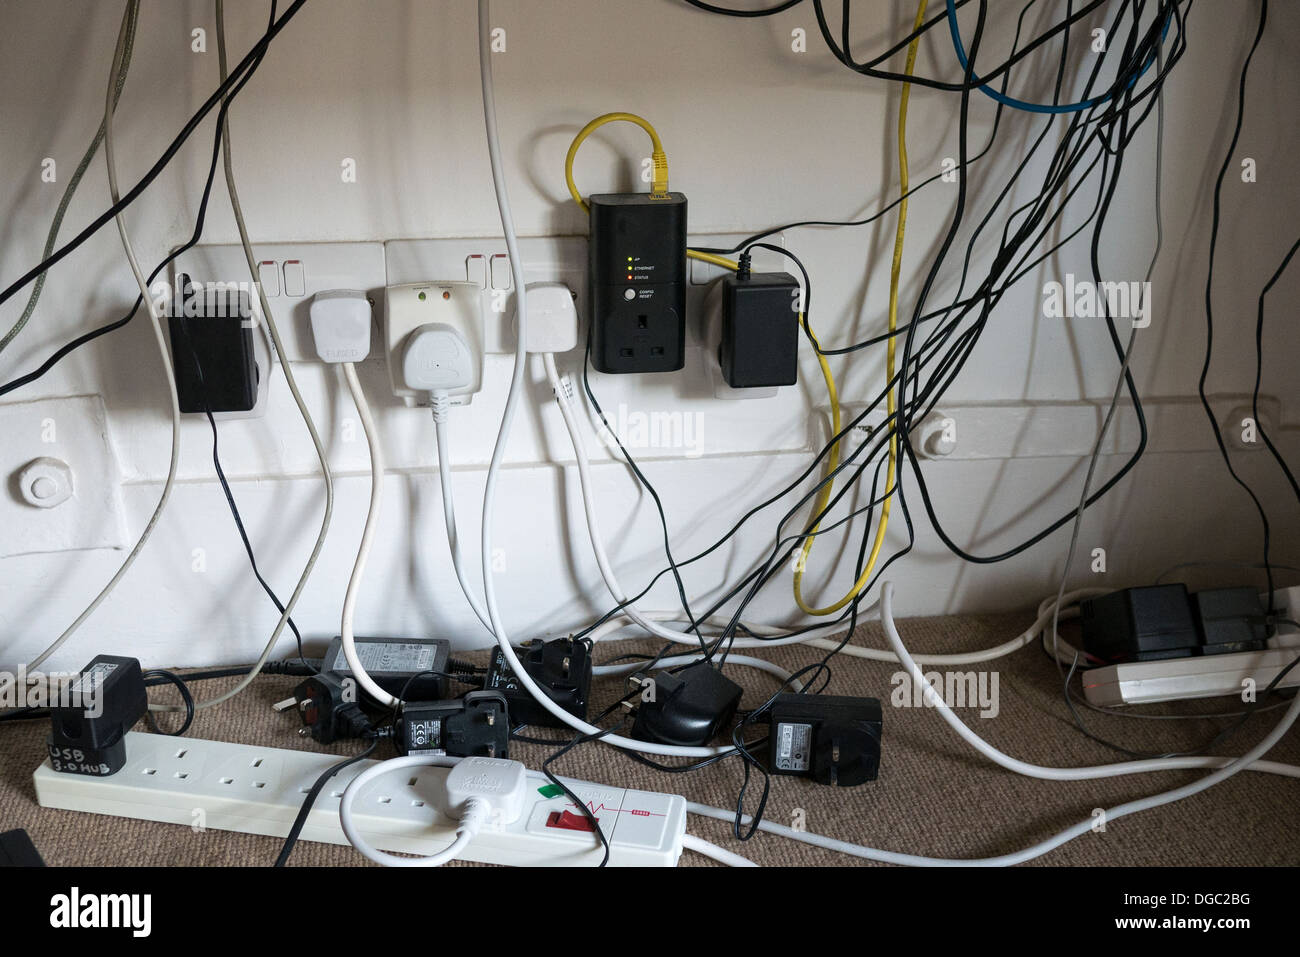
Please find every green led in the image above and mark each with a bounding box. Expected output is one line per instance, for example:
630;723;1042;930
418;290;427;301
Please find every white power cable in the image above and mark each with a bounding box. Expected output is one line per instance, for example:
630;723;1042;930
339;754;481;868
682;833;759;867
580;590;1101;666
337;362;396;709
432;405;492;634
14;0;179;682
475;0;728;758
543;353;713;649
159;0;340;713
594;653;803;692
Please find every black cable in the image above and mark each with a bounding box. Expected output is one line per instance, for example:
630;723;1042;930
141;669;196;737
0;1;288;399
0;0;310;316
274;735;379;867
683;0;803;16
1197;0;1275;608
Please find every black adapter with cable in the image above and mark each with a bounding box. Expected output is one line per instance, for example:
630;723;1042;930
719;253;800;388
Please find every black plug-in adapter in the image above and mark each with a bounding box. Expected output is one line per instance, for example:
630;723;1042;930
168;273;259;413
484;637;592;729
47;655;147;776
587;192;687;373
719;270;800;388
766;693;882;786
293;672;372;745
630;661;742;747
398;690;510;759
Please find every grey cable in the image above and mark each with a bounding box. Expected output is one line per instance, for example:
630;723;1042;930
0;1;140;355
149;0;339;712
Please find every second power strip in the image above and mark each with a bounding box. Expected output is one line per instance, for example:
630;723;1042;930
34;732;686;867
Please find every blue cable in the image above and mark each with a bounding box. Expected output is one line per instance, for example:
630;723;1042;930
944;0;1174;114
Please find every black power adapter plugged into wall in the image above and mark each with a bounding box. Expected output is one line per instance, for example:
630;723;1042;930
720;269;801;388
168;274;259;413
587;192;687;373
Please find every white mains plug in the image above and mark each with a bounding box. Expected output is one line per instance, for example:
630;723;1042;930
385;281;484;407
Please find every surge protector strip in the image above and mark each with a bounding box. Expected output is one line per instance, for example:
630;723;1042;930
1082;647;1300;707
33;732;686;867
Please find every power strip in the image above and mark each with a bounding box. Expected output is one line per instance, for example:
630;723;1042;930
1082;647;1300;707
33;732;686;867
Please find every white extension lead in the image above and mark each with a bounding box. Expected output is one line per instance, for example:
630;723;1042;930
683;583;1300;867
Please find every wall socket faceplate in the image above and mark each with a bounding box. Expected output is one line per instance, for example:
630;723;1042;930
383;233;787;356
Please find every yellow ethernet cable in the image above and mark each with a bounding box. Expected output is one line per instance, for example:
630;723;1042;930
564;111;738;271
792;0;927;616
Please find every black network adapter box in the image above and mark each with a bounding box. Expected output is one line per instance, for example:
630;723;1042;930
587;192;687;373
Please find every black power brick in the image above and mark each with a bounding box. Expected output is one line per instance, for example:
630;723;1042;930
484;638;591;729
398;690;510;759
47;655;147;777
766;694;882;787
630;661;742;747
719;269;801;388
1081;584;1271;664
168;273;259;413
587;192;688;373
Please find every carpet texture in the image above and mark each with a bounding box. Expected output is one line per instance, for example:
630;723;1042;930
3;610;1297;867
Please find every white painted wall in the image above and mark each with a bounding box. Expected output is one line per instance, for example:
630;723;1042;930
2;0;1297;672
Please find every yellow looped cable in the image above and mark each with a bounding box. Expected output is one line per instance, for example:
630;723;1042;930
792;0;927;616
566;112;669;210
564;112;738;271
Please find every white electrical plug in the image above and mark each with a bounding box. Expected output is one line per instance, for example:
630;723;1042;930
444;756;529;826
401;322;479;401
309;289;372;363
516;281;578;354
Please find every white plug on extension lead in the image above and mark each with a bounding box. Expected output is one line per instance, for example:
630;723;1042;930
444;756;529;825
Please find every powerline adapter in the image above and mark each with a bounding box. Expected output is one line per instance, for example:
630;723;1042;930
587;192;688;373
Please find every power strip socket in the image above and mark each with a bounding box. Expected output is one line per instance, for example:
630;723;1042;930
1082;647;1300;707
33;732;686;867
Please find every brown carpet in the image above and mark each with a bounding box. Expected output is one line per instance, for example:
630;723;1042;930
4;610;1297;867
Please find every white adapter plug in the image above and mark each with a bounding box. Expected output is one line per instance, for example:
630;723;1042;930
385;282;484;407
444;756;529;825
402;323;478;397
515;281;578;354
309;289;372;363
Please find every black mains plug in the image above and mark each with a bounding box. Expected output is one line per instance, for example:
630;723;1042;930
587;192;687;373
